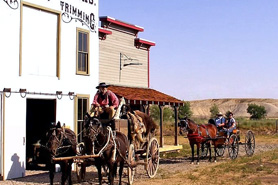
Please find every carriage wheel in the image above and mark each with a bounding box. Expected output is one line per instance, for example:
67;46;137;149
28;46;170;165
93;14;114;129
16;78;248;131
200;143;208;158
127;144;136;185
146;137;159;178
76;162;85;182
228;134;239;160
245;130;255;156
216;144;225;157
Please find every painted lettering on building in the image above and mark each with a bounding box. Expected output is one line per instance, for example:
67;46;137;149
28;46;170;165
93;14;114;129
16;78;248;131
3;0;19;10
60;1;96;32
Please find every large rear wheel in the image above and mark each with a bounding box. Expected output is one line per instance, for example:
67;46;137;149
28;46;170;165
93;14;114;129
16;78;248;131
146;137;159;178
245;130;255;156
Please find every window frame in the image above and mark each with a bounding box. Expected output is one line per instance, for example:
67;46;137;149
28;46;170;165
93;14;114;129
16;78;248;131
74;94;90;142
19;2;61;79
76;28;90;75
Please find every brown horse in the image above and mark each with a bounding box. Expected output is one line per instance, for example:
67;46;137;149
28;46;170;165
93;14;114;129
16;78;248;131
82;113;129;185
121;104;158;137
179;117;218;164
45;121;77;185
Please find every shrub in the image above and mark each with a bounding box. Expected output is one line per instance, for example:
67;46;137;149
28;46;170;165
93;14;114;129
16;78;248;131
247;104;267;120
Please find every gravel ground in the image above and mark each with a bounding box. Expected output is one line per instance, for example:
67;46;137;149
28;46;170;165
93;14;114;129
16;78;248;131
1;143;278;185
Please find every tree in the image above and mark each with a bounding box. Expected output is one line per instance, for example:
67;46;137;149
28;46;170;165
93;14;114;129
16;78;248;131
247;103;267;119
149;105;174;121
150;105;160;120
178;101;192;119
210;104;219;118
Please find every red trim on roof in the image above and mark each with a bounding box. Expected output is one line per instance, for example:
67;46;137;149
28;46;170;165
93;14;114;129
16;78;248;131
99;27;112;35
100;16;144;32
135;38;156;47
108;85;184;106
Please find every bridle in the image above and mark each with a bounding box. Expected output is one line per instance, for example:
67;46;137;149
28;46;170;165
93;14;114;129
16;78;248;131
179;118;198;133
46;127;71;157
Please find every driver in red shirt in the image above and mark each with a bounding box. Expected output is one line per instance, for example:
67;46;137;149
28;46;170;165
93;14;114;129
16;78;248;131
90;82;119;120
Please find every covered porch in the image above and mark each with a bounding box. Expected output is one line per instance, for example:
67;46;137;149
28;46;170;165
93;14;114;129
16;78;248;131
108;85;184;150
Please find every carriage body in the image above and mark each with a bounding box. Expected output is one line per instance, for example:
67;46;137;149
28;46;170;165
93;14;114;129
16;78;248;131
115;116;160;182
201;128;256;160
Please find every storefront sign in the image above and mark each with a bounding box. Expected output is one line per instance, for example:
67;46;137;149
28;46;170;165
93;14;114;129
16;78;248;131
3;0;19;10
60;1;96;32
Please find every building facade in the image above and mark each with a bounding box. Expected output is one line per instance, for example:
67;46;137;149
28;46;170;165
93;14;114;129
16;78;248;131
99;16;155;88
0;0;99;180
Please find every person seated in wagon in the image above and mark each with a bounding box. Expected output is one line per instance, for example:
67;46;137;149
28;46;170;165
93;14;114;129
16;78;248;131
90;82;119;122
215;112;226;130
224;112;237;137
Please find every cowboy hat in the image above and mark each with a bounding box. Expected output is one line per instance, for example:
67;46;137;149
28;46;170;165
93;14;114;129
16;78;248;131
96;82;110;89
216;112;223;116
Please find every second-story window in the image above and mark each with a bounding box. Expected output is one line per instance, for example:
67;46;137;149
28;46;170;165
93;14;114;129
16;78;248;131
77;28;89;75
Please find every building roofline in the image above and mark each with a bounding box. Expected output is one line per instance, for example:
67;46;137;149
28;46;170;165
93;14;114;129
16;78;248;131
99;16;144;32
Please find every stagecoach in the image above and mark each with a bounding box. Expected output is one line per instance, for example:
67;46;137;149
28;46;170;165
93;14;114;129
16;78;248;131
44;98;160;185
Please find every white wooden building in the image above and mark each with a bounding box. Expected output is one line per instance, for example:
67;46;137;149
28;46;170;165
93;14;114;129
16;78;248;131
0;0;99;180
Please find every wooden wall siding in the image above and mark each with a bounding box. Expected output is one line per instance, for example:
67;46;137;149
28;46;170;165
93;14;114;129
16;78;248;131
99;28;149;87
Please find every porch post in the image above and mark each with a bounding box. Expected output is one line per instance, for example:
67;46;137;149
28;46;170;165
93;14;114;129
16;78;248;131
174;106;179;146
159;105;164;147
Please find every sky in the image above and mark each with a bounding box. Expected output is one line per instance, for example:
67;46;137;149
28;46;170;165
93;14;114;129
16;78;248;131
99;0;278;101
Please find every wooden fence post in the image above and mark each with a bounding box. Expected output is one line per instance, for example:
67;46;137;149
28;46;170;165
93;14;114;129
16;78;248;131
276;120;278;133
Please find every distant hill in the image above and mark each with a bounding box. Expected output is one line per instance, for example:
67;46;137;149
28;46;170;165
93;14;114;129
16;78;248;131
189;98;278;118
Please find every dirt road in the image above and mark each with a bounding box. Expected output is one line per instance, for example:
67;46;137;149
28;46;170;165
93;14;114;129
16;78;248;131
1;142;278;185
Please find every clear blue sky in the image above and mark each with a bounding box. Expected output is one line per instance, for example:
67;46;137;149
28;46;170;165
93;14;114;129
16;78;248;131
99;0;278;101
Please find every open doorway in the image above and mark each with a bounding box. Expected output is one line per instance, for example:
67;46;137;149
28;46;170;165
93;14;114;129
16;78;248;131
26;99;56;170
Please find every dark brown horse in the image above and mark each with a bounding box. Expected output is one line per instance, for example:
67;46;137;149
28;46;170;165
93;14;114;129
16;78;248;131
179;117;218;164
82;113;129;185
45;122;77;185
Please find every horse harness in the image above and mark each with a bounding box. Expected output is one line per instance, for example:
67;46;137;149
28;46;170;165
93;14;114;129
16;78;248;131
184;119;212;140
47;127;75;157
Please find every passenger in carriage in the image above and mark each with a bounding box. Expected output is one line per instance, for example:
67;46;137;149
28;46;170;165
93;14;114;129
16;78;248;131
90;82;119;122
215;112;226;130
224;112;237;137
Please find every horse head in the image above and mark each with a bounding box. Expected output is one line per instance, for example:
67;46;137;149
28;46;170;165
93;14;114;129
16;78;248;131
46;121;63;157
178;117;189;135
120;104;133;119
83;113;103;143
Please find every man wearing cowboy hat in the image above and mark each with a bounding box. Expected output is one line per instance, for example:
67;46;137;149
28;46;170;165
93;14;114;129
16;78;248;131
90;82;119;121
215;112;225;129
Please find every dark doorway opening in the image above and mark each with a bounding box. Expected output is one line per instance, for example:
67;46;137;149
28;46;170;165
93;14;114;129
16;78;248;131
26;99;56;170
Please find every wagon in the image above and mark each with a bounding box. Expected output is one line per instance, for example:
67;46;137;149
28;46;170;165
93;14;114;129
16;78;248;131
200;129;255;160
51;106;159;185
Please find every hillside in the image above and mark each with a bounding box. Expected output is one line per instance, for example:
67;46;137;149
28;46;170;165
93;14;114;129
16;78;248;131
189;98;278;118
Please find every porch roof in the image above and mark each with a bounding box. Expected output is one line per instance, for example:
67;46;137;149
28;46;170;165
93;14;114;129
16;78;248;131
108;85;184;106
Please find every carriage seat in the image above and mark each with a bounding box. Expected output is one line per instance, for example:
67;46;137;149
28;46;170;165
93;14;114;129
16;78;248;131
113;97;126;120
232;129;240;135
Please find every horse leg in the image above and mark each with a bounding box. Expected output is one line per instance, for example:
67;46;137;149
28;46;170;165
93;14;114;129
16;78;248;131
208;142;212;162
108;162;115;185
49;163;55;185
60;162;67;185
81;162;86;181
190;143;194;164
68;161;73;185
196;143;200;165
96;160;103;185
213;141;217;162
118;161;124;185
